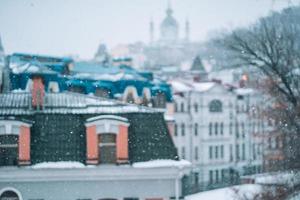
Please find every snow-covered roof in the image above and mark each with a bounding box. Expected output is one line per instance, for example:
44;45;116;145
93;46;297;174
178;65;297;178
193;82;215;92
0;92;161;115
132;159;191;169
185;184;262;200
234;88;254;95
31;161;86;169
243;171;300;186
169;80;216;93
169;80;192;92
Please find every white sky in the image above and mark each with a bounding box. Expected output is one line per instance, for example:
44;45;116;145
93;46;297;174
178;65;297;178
0;0;298;59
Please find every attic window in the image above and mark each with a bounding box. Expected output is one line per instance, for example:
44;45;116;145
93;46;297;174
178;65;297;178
98;133;116;164
69;86;85;94
95;88;110;98
85;115;130;165
0;120;32;166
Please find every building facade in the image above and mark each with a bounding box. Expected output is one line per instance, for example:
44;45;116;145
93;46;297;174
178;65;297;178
169;79;266;193
0;75;189;200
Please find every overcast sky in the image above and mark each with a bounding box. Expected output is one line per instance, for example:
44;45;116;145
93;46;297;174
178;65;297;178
0;0;298;59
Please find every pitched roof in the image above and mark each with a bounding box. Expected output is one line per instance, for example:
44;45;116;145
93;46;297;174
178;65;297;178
0;92;161;115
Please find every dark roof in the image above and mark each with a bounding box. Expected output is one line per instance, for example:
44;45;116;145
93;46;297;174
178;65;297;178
0;92;161;115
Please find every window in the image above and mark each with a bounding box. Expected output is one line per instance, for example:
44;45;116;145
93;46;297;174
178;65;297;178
220;145;224;158
194;103;198;113
181;103;184;112
0;120;31;166
229;122;233;135
241;122;245;138
220;123;224;135
209;146;213;159
0;190;21;200
174;103;178;112
209;100;223;112
124;198;139;200
194;123;198;136
0;135;18;166
95;88;110;98
195;147;198;160
209;123;212;136
230;144;233;161
242;143;246;160
221;169;226;181
174;124;178;136
154;92;166;108
98;133;116;164
215;122;218;135
215;146;219;159
126;92;135;104
235;122;239;138
236;144;240;161
209;170;213;183
215;170;219;183
253;144;256;160
181;147;185;159
69;86;85;94
181;123;185;136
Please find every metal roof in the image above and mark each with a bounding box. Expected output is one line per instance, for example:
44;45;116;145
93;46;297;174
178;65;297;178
0;92;161;115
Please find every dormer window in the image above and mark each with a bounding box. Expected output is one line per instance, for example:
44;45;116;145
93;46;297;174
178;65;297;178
85;115;130;165
95;88;110;98
69;86;85;94
0;120;32;166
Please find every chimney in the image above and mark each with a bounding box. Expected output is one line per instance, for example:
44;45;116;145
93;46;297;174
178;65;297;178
31;76;45;109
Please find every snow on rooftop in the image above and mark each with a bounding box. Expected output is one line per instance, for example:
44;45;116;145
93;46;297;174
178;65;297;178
247;171;300;186
169;80;216;93
31;161;85;169
192;82;215;92
235;88;254;95
169;80;191;92
132;159;191;169
185;184;263;200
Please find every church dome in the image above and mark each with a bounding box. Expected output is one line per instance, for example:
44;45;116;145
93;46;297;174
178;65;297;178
161;9;178;28
160;7;179;42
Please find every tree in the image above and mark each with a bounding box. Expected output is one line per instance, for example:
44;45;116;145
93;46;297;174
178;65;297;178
214;6;300;170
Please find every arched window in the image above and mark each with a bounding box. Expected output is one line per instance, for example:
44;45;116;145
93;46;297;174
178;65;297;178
209;123;212;136
209;100;223;112
153;92;166;108
125;92;135;104
0;189;22;200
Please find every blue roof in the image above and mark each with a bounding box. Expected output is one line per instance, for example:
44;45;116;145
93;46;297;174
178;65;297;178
8;54;173;102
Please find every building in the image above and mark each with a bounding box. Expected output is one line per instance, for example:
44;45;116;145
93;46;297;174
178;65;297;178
168;79;265;194
0;74;190;200
3;53;173;113
144;3;199;71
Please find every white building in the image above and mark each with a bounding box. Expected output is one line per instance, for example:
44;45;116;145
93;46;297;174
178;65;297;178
169;79;265;192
